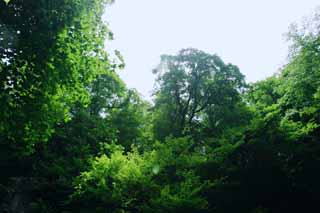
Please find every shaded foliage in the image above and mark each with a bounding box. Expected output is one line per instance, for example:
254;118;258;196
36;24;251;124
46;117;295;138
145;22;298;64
1;1;320;213
152;48;247;141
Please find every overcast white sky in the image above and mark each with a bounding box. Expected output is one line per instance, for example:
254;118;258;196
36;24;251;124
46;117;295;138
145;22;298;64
104;0;319;100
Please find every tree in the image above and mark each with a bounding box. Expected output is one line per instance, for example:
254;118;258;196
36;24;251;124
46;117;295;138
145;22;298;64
0;0;116;154
152;48;246;140
29;74;150;211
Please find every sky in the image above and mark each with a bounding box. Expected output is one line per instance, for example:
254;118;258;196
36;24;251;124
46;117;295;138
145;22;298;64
104;0;320;100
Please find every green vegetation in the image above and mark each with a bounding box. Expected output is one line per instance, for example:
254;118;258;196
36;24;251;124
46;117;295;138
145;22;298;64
1;1;320;212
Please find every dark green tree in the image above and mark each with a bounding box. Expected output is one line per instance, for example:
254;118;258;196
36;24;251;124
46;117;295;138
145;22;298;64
152;48;246;140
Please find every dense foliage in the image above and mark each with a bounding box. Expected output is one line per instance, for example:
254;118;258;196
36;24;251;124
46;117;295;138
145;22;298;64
1;1;320;213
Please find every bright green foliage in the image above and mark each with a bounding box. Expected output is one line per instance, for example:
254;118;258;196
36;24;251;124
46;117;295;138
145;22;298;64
73;138;208;212
26;73;151;211
1;2;320;213
73;145;155;212
246;26;320;143
0;0;115;154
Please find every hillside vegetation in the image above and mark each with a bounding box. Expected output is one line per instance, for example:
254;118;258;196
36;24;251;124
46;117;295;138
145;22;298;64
1;1;320;212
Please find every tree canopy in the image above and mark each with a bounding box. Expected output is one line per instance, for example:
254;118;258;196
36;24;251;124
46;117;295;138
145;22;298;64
1;1;320;213
152;48;246;140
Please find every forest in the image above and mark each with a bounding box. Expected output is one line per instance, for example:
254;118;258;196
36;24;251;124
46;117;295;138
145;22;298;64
1;0;320;212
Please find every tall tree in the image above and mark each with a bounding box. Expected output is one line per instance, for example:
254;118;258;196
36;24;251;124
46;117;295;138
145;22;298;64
152;48;246;140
